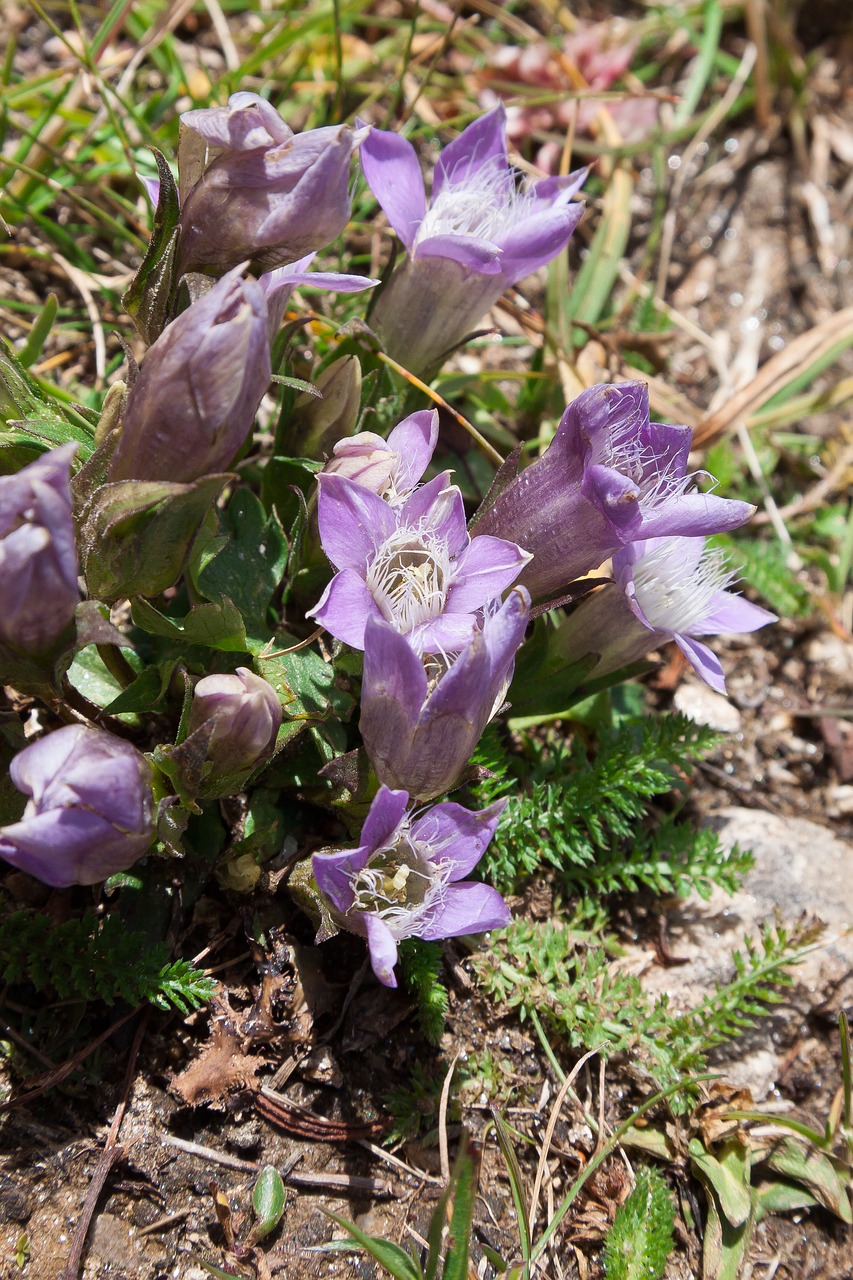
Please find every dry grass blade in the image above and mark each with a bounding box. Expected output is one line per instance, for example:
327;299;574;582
439;1051;461;1185
528;1045;601;1243
693;306;853;445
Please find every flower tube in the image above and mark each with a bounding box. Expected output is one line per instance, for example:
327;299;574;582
109;266;270;484
313;785;510;986
612;536;776;692
360;586;530;801
546;536;775;694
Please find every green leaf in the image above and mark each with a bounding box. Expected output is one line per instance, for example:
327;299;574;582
132;596;247;653
753;1177;821;1220
699;1180;755;1280
492;1110;531;1268
103;661;177;715
196;488;287;644
0;415;96;472
689;1139;752;1228
443;1137;477;1280
249;1165;286;1243
257;639;353;724
66;645;140;724
321;1211;424;1280
0;338;95;461
228;789;288;866
191;1256;246;1280
602;1166;675;1280
261;454;320;529
17;293;58;368
80;474;230;604
756;1137;852;1223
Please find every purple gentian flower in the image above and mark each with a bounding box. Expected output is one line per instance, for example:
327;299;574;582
474;381;755;602
109;266;270;484
309;471;530;654
176;92;359;275
0;725;155;887
313;785;510;987
0;443;79;655
360;586;530;801
321;409;438;505
612;536;776;693
361;104;586;372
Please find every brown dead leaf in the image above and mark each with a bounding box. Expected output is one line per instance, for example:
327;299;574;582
692;1083;755;1146
171;1002;271;1108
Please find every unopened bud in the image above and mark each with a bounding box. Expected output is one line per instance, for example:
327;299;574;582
176;93;358;277
0;725;155;887
109;266;270;484
292;356;362;457
0;444;79;655
187;666;282;780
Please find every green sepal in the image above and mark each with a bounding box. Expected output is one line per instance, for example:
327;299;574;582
123;149;182;344
79;473;231;602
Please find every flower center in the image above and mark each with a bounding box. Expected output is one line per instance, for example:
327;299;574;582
365;526;454;634
631;540;734;634
588;407;694;512
348;835;451;939
415;157;533;247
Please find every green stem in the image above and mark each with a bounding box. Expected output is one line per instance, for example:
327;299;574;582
96;643;137;690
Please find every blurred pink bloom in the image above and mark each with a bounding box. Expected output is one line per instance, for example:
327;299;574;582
478;22;658;172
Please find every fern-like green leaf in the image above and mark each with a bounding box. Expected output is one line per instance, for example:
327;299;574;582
0;909;214;1013
398;938;449;1044
603;1166;675;1280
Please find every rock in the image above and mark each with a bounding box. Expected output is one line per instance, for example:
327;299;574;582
827;784;853;818
673;681;743;732
805;632;853;683
631;807;853;1099
86;1211;166;1276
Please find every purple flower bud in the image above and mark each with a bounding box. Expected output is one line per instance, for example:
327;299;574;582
360;587;530;801
360;105;586;372
321;409;438;503
474;382;755;601
187;666;282;778
109;267;270;484
310;469;530;654
0;725;155;887
0;444;79;654
313;785;510;986
176;93;359;276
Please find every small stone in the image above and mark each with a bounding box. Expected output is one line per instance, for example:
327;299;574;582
826;784;853;818
805;633;853;682
299;1046;343;1088
673;682;743;732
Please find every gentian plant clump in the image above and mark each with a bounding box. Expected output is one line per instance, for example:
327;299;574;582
0;95;775;1001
